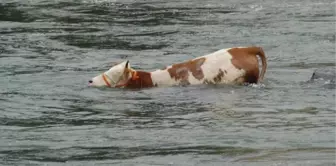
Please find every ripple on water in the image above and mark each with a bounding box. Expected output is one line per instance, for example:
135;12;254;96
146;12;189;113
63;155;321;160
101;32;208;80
0;145;258;162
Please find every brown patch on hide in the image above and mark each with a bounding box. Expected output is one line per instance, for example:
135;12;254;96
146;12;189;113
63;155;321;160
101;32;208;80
228;47;267;84
124;71;155;89
167;57;206;84
213;69;225;83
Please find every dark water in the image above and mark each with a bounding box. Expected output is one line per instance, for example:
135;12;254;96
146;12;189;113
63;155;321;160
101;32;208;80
0;0;335;165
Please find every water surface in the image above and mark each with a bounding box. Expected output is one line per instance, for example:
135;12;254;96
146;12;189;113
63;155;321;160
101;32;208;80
0;0;335;165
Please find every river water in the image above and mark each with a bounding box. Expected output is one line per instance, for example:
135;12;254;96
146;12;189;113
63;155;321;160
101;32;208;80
0;0;335;165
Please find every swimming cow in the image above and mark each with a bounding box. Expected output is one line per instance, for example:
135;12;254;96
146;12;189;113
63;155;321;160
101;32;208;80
88;46;267;89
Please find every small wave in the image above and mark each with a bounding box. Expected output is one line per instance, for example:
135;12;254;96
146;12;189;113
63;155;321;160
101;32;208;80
0;3;38;23
0;115;112;127
245;83;266;89
115;31;179;37
280;62;336;69
2;65;104;76
82;0;118;6
236;147;335;162
277;107;319;115
0;145;258;162
49;34;169;50
0;27;102;34
248;4;263;11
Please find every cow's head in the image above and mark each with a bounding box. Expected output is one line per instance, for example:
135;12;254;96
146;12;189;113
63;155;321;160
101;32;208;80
88;60;133;88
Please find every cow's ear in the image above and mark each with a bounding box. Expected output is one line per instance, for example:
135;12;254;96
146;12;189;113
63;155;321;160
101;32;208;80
125;60;130;69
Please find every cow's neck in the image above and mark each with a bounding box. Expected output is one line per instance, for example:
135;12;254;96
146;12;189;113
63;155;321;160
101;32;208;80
124;68;177;88
124;70;155;89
